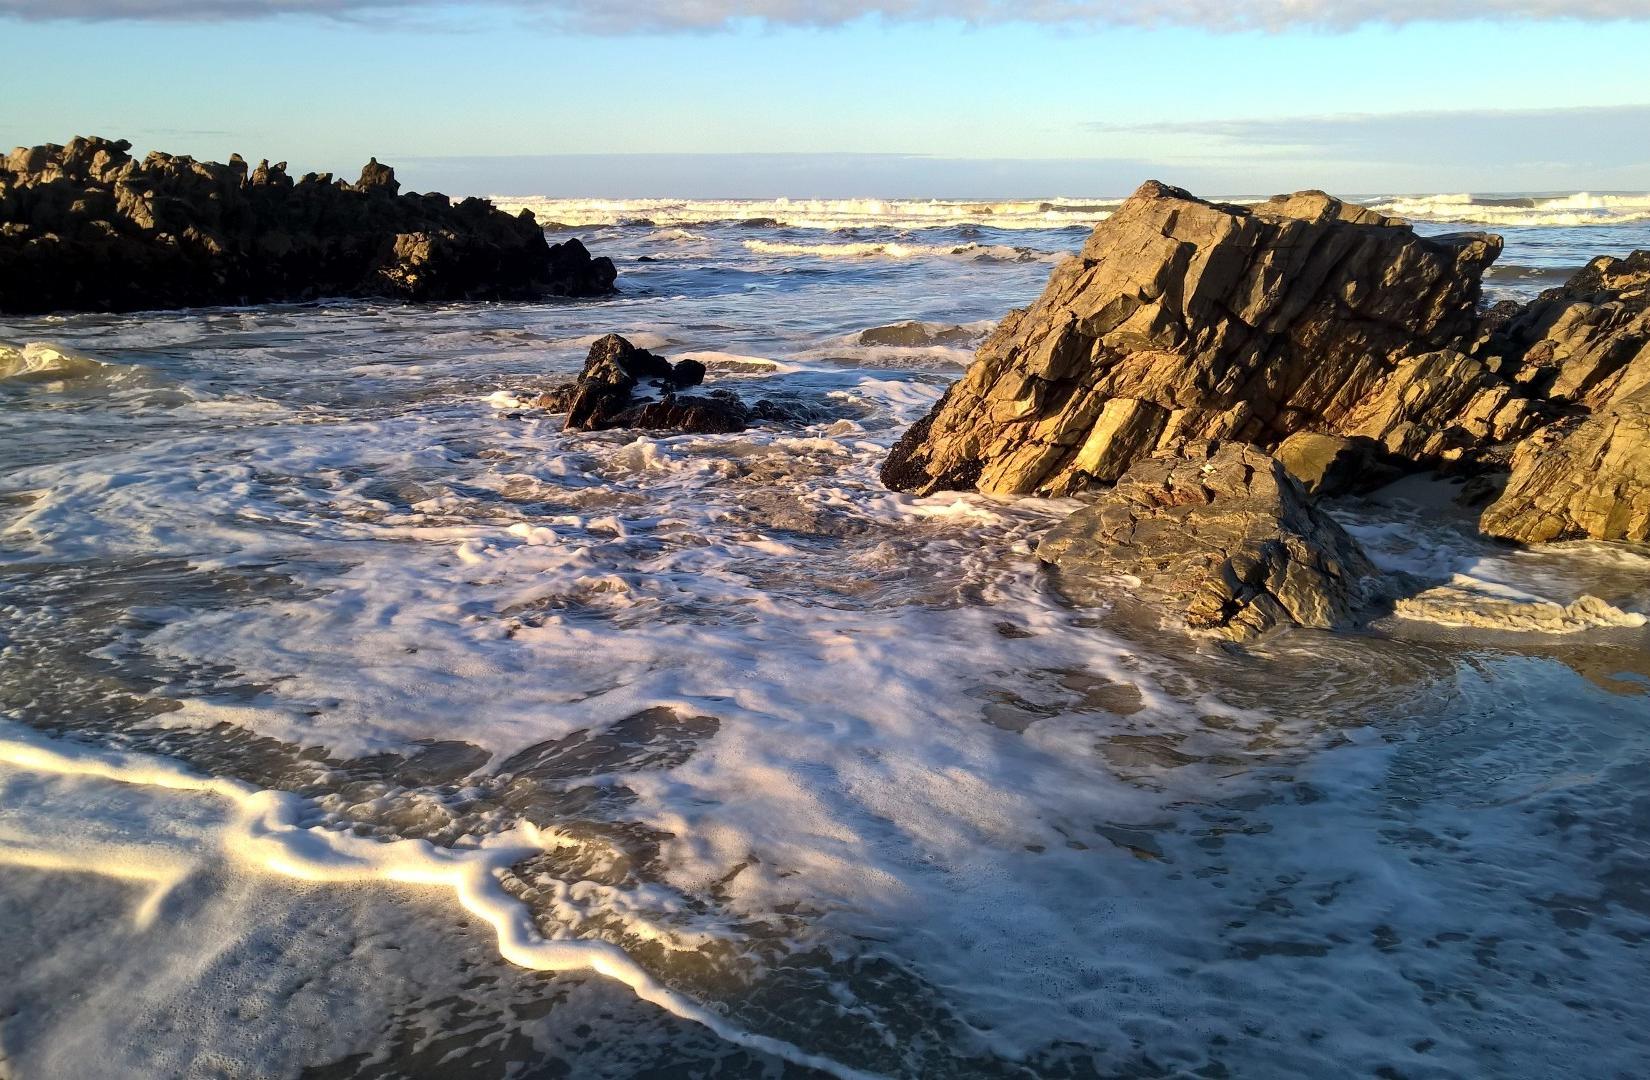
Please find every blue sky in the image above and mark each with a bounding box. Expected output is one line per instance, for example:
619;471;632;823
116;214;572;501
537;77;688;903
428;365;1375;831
3;3;1649;197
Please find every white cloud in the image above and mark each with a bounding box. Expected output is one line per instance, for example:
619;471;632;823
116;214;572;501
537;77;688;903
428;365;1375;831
1090;104;1650;171
5;0;1647;30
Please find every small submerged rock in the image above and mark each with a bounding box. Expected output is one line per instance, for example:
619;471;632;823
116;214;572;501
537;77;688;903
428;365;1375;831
856;321;980;349
1037;443;1383;642
1394;584;1647;633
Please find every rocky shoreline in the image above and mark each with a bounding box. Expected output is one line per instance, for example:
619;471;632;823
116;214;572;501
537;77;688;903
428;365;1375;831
879;181;1650;639
0;136;616;314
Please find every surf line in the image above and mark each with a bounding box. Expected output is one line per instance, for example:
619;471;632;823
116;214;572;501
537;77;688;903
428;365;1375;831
0;722;882;1080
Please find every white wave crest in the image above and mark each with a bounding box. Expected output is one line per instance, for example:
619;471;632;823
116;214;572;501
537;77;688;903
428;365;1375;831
1367;191;1650;227
743;238;1058;262
493;191;1650;231
490;195;1119;231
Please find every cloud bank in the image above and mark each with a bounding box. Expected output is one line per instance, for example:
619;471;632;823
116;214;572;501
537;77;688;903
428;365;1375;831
1091;104;1650;172
4;0;1647;30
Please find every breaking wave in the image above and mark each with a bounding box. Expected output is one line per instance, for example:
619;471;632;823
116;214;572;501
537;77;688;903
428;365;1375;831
1;342;126;384
489;195;1122;231
744;238;1058;262
492;191;1650;232
1367;191;1650;227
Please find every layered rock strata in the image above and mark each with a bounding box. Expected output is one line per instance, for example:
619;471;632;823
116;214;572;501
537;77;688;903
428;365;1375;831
1478;253;1650;541
882;181;1537;498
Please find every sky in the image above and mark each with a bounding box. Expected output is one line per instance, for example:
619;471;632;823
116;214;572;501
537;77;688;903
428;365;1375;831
3;1;1650;197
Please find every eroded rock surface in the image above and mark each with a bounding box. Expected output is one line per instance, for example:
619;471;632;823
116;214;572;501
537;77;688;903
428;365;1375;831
883;181;1537;498
1478;253;1650;542
0;136;616;313
1479;389;1650;542
1482;250;1650;410
1037;443;1382;641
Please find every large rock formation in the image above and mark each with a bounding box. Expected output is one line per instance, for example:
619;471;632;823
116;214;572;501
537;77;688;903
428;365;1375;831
1476;253;1650;542
0;136;616;314
1038;443;1382;641
882;181;1539;498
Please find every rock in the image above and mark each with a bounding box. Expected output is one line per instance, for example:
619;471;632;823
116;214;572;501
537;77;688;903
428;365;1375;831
882;181;1529;497
540;334;755;435
1337;349;1540;461
608;392;753;435
560;334;680;430
857;321;979;348
1478;388;1650;542
1394;584;1646;633
0;135;617;313
354;156;399;196
1476;253;1650;542
1479;250;1650;409
1037;443;1382;641
670;357;707;388
1273;432;1402;497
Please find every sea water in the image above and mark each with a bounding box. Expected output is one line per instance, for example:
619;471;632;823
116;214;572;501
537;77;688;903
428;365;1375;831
2;194;1649;1079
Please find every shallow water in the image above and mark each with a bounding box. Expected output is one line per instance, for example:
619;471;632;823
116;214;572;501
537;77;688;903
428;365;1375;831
2;198;1649;1079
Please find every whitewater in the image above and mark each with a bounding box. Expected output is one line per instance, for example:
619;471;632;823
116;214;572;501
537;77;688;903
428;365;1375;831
2;193;1649;1079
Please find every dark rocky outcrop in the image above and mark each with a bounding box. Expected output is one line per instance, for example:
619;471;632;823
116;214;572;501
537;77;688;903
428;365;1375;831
882;181;1539;498
1038;443;1383;641
536;334;769;435
0;136;616;314
1476;253;1650;542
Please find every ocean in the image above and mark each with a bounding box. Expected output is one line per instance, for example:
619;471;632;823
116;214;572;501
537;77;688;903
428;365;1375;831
2;191;1649;1079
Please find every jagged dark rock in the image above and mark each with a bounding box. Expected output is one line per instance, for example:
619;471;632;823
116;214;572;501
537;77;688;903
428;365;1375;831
881;181;1538;498
0;135;616;313
536;334;758;435
1037;443;1383;642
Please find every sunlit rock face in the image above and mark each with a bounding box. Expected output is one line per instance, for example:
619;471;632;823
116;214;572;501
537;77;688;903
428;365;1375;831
1037;442;1383;642
0;135;617;314
881;180;1536;498
1479;390;1650;543
1479;253;1650;542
